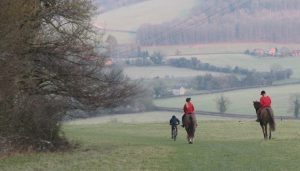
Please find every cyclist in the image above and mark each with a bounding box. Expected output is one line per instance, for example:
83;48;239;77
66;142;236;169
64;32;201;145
169;115;180;138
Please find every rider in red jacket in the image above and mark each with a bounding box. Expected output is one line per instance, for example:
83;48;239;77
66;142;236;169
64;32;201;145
181;97;197;128
256;90;272;122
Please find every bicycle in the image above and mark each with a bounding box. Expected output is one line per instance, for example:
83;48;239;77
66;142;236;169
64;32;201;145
171;125;178;141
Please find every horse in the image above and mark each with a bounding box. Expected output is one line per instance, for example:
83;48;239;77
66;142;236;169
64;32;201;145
183;114;196;144
253;101;275;139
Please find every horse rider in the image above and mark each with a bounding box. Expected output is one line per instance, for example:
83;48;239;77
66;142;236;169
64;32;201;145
169;115;180;136
256;90;272;122
181;97;197;128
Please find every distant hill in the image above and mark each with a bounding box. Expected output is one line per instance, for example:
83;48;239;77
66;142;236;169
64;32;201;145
137;0;300;45
92;0;197;44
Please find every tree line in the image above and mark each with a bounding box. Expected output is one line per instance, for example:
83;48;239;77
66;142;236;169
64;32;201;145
169;57;292;90
168;57;250;75
125;53;292;99
137;0;300;45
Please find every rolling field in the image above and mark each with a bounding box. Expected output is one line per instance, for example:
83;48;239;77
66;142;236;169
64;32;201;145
154;84;300;116
144;43;300;79
184;54;300;79
157;44;300;80
2;119;300;171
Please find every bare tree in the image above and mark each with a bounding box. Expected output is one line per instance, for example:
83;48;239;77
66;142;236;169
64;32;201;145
290;94;300;118
0;0;140;151
216;95;230;113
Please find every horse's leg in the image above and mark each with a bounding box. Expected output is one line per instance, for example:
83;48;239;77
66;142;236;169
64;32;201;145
260;124;265;139
269;123;272;139
189;137;192;144
264;124;268;140
189;131;192;144
186;132;189;142
186;129;191;143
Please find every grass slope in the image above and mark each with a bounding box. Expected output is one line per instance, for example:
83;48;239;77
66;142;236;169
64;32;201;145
2;120;300;171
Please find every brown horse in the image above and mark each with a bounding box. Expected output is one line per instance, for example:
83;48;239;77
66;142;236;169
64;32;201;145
183;114;196;144
253;101;275;139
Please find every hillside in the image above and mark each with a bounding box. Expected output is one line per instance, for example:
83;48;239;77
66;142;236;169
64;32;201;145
137;0;300;45
92;0;197;44
3;121;300;170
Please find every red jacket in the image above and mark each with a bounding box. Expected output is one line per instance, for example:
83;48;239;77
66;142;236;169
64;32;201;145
183;102;195;114
260;95;271;108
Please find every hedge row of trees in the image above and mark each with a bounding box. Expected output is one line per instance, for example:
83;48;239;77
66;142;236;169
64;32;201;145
137;0;300;45
193;68;292;91
168;57;250;75
126;55;293;90
125;51;164;66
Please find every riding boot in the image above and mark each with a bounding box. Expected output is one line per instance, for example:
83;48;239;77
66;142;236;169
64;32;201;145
256;109;261;122
181;114;185;127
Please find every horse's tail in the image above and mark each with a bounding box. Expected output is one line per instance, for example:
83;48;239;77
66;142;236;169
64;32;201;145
186;115;195;137
266;108;275;131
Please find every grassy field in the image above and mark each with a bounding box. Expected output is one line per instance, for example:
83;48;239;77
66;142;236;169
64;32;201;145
165;53;300;79
93;0;197;44
123;66;229;79
154;84;300;116
143;43;300;79
2;119;300;171
67;111;238;126
182;54;300;79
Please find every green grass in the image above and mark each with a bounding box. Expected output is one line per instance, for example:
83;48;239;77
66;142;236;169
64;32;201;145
2;120;300;171
154;84;300;116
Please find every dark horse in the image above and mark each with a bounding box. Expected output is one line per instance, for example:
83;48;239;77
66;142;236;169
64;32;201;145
183;114;196;144
253;101;275;139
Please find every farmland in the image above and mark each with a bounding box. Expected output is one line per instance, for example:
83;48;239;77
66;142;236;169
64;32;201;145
123;43;300;79
2;119;300;171
123;42;300;114
182;54;300;79
154;84;300;116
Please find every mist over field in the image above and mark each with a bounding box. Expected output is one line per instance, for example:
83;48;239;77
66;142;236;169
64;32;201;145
2;0;300;170
91;0;300;117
